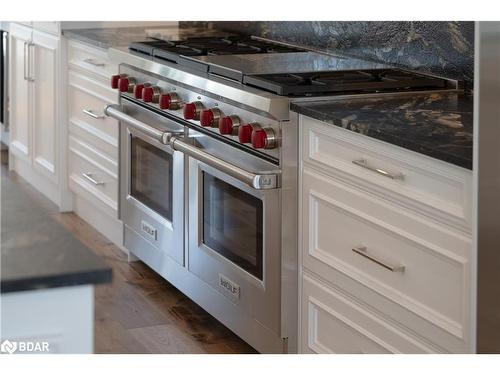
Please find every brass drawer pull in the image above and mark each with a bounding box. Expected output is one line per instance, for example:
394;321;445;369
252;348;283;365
352;158;405;180
352;246;405;273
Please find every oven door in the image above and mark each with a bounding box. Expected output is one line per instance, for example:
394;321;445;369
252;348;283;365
183;135;282;334
107;102;184;266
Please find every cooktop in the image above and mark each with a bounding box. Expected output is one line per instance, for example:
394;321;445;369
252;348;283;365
129;36;304;64
128;37;458;97
243;69;451;96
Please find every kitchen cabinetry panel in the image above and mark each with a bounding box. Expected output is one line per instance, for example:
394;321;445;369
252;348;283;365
302;168;470;343
67;40;118;80
301;115;472;232
301;274;437;354
65;39;122;250
298;114;473;354
8;24;31;162
32;31;58;181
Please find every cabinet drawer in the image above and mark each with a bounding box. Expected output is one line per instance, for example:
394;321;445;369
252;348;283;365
33;22;60;35
302;168;471;352
68;136;118;218
68;71;119;149
67;40;117;80
301;274;436;353
301;115;472;231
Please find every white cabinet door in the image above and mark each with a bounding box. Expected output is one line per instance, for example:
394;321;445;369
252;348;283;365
8;24;32;162
31;30;59;182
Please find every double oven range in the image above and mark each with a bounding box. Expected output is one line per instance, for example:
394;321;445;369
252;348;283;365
105;35;461;353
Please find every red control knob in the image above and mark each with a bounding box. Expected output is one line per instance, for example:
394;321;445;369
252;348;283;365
200;108;221;127
142;86;153;102
142;86;160;103
111;74;123;89
118;76;136;93
159;94;172;109
251;128;277;149
238;123;258;143
118;77;130;92
133;84;145;99
183;102;203;120
159;92;181;110
251;129;267;149
219;115;241;135
200;110;213;127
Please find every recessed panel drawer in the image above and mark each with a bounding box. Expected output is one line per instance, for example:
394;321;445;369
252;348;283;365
301;168;471;351
301;115;472;231
68;72;119;148
301;274;437;353
67;40;117;80
68;136;118;218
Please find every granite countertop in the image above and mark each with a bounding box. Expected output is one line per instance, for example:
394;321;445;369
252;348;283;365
1;167;112;294
291;91;473;169
62;25;232;50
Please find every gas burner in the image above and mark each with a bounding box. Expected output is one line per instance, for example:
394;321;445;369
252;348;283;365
129;37;305;63
243;69;449;96
207;45;263;55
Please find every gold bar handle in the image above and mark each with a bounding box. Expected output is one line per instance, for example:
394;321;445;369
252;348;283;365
352;246;405;273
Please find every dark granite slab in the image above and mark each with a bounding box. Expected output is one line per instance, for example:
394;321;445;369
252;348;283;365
291;92;473;169
1;164;112;293
62;26;232;50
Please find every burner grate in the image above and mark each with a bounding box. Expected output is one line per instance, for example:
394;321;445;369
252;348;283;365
129;36;305;62
243;69;449;96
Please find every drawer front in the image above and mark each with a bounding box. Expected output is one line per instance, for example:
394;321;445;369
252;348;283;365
68;71;119;149
33;22;60;35
67;40;117;80
301;274;438;353
302;168;471;352
68;136;118;218
301;115;472;231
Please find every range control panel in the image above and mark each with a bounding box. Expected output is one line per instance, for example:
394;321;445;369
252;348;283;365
110;66;282;161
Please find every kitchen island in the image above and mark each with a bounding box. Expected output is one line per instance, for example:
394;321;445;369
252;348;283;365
1;160;112;353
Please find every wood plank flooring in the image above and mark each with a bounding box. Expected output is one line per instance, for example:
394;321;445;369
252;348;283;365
1;151;257;354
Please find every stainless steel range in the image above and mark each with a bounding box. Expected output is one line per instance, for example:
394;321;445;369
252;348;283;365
105;35;461;353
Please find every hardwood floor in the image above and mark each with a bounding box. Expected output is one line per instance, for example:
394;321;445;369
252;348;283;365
1;151;257;354
56;213;258;354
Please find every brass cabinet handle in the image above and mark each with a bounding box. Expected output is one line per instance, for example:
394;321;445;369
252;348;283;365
352;158;404;180
352;246;405;273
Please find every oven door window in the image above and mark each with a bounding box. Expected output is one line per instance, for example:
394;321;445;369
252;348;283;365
202;172;263;280
130;136;173;222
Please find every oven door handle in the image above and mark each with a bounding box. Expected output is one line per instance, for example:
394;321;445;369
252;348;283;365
104;104;181;144
169;136;281;190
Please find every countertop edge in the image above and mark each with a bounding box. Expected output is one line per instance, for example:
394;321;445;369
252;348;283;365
290;102;473;171
0;268;113;294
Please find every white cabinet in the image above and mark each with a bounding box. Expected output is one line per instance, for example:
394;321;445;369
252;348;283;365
32;30;58;183
8;24;68;208
298;114;474;353
8;24;31;163
66;39;123;249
